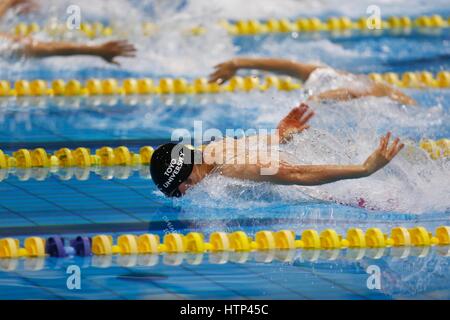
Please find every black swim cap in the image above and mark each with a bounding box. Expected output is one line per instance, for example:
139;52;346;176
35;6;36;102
150;143;196;197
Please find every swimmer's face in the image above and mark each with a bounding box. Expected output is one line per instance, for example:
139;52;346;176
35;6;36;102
178;164;203;196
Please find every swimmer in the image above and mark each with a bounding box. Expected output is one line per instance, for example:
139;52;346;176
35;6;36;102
150;103;404;197
208;57;416;105
0;0;136;64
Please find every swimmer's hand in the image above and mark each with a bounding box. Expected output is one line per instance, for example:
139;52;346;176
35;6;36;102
97;40;137;66
208;60;237;84
277;103;314;143
363;132;404;175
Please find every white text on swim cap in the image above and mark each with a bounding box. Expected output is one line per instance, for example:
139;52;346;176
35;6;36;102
163;151;185;189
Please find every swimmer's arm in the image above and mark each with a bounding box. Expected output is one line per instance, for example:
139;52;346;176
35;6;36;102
308;88;363;102
209;57;320;84
222;132;404;186
308;84;416;105
22;40;136;65
0;31;20;42
273;132;404;185
23;41;100;57
270;164;371;185
220;162;370;186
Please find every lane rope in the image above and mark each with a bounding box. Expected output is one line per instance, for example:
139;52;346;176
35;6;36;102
0;71;449;99
1;226;449;260
0;138;447;172
12;15;450;38
1;76;299;96
1;240;449;272
224;15;450;35
0;138;448;182
0;146;154;169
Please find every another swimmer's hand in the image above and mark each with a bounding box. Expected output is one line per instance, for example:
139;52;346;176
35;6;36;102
97;40;136;66
208;60;238;84
363;132;404;175
277;103;314;143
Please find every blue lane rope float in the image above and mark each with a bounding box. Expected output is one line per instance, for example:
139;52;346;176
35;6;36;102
12;15;450;39
0;226;449;260
0;71;449;100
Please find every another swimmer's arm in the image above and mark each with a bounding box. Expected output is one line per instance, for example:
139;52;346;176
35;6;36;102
0;0;36;19
0;0;17;19
234;58;319;80
209;58;319;84
308;88;363;102
0;31;19;41
22;40;136;65
371;82;417;105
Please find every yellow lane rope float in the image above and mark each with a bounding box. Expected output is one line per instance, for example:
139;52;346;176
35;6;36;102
0;226;449;261
0;146;154;170
0;71;449;100
0;138;447;174
223;15;449;35
12;15;450;38
0;76;299;96
419;138;450;159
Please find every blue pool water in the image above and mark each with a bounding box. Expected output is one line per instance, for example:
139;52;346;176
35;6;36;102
1;0;450;299
2;247;450;300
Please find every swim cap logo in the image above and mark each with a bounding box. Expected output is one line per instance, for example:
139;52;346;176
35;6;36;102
162;150;185;189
